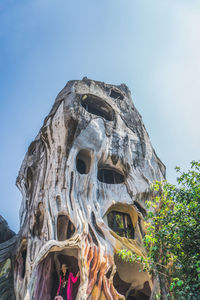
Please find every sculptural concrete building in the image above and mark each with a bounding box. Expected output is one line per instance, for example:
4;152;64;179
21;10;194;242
0;78;165;300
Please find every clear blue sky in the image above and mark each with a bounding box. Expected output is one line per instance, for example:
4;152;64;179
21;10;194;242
0;0;200;232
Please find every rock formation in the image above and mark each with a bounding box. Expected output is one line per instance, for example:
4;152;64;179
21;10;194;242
0;216;17;299
1;78;165;300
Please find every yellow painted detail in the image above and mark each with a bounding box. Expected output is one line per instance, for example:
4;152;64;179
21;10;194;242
82;95;87;101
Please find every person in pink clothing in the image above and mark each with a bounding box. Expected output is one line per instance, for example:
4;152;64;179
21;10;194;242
55;264;79;300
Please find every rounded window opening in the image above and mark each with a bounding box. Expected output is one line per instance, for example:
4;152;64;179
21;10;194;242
21;249;27;279
81;94;114;121
57;215;75;241
76;149;91;174
98;168;125;184
32;202;44;238
107;211;134;239
110;89;124;100
113;271;131;297
34;251;80;300
114;254;152;300
17;243;27;280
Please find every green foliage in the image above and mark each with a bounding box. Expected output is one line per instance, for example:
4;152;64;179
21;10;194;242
118;161;200;300
150;161;200;299
117;248;149;271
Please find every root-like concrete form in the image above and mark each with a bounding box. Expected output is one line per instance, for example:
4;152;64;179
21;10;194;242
0;78;165;300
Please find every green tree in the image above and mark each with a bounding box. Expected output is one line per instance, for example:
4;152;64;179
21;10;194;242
118;161;200;299
144;161;200;299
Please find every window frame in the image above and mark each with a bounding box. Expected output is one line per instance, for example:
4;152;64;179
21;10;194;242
107;210;135;239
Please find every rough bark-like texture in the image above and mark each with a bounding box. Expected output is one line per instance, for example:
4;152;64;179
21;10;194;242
5;78;165;299
0;216;17;300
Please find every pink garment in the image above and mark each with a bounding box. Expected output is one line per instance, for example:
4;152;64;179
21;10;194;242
57;272;78;300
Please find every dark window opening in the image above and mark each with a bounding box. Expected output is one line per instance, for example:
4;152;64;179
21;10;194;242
76;159;86;174
76;150;91;174
22;249;27;279
35;252;80;300
57;215;75;241
107;211;134;239
33;202;44;238
110;89;124;100
113;254;152;300
81;94;114;121
127;289;150;300
57;253;79;297
19;248;27;279
113;272;131;296
67;222;75;238
98;168;125;184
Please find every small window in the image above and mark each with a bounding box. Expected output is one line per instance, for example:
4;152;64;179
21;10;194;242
21;249;27;279
110;89;124;100
57;215;75;241
107;211;134;239
76;159;87;174
32;202;44;237
76;150;91;174
98;168;125;184
81;94;114;121
17;246;27;280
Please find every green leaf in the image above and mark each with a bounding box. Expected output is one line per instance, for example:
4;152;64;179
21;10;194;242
177;280;183;287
